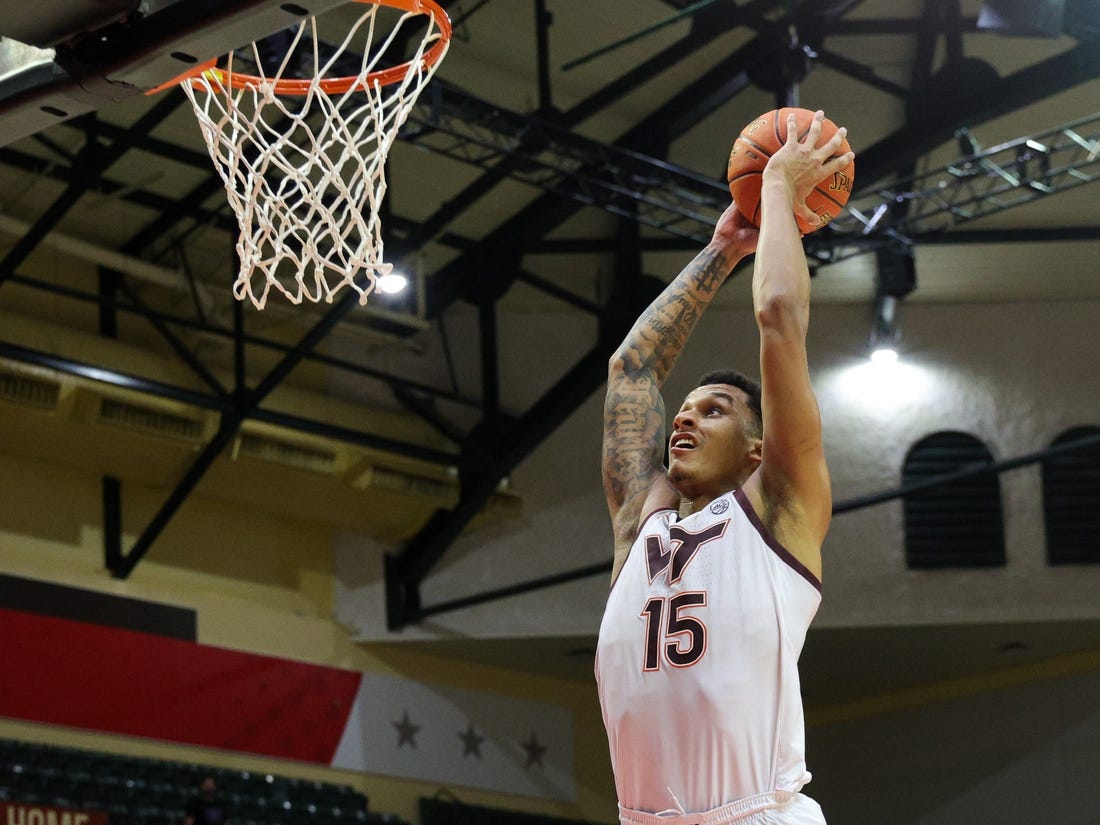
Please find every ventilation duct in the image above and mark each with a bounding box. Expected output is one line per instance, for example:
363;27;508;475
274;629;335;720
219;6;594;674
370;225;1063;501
233;431;340;476
352;464;459;504
94;396;207;443
0;368;60;410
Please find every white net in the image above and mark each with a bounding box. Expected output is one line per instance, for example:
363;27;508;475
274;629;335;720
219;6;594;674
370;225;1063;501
180;1;449;309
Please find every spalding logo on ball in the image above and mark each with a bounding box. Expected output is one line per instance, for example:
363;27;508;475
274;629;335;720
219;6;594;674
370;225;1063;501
727;108;855;235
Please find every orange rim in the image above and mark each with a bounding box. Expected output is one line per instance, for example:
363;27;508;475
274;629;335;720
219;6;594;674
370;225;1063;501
148;0;450;96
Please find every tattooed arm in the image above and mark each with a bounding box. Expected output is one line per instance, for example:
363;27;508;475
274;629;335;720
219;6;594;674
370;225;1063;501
603;202;758;582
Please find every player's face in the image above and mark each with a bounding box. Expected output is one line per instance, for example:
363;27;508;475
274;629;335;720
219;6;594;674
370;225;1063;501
667;384;759;494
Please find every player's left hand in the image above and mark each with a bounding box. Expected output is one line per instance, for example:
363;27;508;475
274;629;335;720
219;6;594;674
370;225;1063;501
712;200;759;257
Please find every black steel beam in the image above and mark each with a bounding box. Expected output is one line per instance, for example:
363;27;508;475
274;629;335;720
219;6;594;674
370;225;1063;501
392;386;485;461
560;0;777;127
879;0;941;249
855;42;1100;192
115;276;227;395
385;4;834;628
109;286;363;578
534;0;553;112
424;31;780;317
408;428;1100;619
401;2;774;265
389;341;613;607
0;144;235;233
516;270;601;314
478;295;500;415
4;270;481;407
0;138;98;285
0;338;461;466
102;477;123;572
387;215;652;628
62;116;212;170
0;339;231;411
393;155;517;257
0;93;182;285
814;49;910;98
119;168;227;258
414;560;613;620
108;419;238;577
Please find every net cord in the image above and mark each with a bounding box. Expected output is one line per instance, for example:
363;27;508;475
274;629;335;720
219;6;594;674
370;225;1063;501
181;4;447;309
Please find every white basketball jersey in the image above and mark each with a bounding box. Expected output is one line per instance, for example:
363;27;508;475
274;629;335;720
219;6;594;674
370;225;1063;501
595;488;822;814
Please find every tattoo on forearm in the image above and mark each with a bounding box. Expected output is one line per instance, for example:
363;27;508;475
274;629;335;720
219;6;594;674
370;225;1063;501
603;382;665;503
623;251;728;381
604;248;732;503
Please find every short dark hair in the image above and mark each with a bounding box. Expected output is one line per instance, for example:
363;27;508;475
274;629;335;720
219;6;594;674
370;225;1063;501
697;369;762;436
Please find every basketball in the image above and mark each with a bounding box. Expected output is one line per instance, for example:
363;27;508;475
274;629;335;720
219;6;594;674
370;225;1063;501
726;108;855;234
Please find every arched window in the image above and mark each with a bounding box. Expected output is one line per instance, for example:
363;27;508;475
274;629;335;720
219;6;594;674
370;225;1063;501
902;431;1005;568
1042;426;1100;565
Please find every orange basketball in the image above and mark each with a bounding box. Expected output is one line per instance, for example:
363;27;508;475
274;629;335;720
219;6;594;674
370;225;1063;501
726;108;855;234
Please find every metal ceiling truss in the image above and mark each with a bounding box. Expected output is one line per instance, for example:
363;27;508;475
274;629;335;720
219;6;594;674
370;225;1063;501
104;284;375;579
808;112;1100;263
404;81;729;244
395;15;1100;257
0;94;185;286
0;1;1098;605
382;2;1100;628
383;3;808;629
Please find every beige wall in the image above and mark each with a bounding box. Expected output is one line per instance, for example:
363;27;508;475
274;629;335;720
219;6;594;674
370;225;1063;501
0;444;616;825
806;651;1100;825
4;218;1100;825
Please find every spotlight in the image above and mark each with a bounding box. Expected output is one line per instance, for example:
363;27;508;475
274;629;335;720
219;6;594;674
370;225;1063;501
956;127;981;158
870;346;899;365
868;293;901;363
377;272;408;294
868;246;914;363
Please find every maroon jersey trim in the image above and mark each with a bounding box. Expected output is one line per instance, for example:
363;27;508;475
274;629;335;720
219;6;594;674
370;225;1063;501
608;506;678;594
733;488;822;593
638;505;677;533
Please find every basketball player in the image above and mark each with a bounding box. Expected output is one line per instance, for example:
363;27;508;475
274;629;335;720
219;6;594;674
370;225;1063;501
595;110;852;825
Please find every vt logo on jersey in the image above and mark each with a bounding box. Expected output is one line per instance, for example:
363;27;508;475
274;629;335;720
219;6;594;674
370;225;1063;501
645;521;728;584
640;520;728;671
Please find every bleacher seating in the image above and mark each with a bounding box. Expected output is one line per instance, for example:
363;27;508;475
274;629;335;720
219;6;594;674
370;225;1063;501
0;738;390;825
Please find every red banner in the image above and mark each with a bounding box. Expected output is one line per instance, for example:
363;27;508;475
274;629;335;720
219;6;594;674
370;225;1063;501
0;608;362;764
0;803;109;825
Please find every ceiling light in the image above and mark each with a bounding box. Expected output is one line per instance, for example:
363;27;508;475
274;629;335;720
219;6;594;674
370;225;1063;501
869;293;901;363
870;346;898;365
868;246;915;363
377;272;408;294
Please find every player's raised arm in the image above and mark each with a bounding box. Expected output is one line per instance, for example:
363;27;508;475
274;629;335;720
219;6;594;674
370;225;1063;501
750;111;853;573
603;203;757;572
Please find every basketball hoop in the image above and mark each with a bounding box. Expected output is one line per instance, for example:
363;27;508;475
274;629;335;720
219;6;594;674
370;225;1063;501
166;0;451;310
